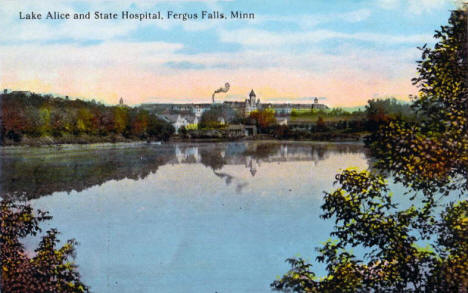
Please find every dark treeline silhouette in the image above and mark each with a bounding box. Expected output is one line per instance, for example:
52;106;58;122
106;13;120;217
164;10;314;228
0;92;174;145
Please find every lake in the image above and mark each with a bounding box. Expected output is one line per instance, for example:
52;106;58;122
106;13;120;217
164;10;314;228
1;141;371;292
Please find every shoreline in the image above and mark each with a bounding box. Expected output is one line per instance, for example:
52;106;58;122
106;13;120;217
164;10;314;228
0;141;158;154
0;137;365;154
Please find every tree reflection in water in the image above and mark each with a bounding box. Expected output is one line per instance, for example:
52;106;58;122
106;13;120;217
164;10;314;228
1;142;366;200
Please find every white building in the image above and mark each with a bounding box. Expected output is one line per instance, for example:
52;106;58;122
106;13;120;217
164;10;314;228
163;114;199;134
277;117;288;126
193;105;208;118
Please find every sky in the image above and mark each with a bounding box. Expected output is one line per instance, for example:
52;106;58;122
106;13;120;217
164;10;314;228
0;0;461;106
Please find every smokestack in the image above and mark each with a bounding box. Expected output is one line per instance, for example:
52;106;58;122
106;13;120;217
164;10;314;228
212;82;230;103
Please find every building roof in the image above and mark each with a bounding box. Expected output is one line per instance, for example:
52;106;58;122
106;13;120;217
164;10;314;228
227;124;245;130
224;101;246;106
249;89;256;97
185;115;198;124
161;114;179;123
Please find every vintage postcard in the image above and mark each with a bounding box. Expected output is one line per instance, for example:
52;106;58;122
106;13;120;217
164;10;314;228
1;0;466;292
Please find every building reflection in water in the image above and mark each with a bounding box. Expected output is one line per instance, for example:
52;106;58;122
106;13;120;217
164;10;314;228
1;142;366;200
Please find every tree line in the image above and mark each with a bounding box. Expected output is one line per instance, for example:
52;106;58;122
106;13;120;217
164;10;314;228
195;98;415;137
0;92;174;145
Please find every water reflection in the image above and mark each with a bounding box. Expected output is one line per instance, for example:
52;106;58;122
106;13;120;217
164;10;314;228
7;141;370;292
1;142;367;200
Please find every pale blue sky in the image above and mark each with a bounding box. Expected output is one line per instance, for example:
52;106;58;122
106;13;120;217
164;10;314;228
0;0;459;105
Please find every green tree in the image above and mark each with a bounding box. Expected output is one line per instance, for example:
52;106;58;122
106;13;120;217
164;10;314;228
1;200;89;293
198;104;240;129
365;98;414;131
147;115;175;141
273;8;467;292
38;106;51;135
75;108;94;134
199;105;225;129
113;106;129;134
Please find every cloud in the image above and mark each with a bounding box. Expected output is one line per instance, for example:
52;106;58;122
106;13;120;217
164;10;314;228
0;1;375;44
0;40;420;106
0;20;138;43
219;28;433;47
340;9;372;22
0;1;443;106
408;0;448;14
255;8;372;29
161;8;372;33
0;2;136;42
377;0;401;10
0;0;233;43
165;61;206;69
377;0;456;14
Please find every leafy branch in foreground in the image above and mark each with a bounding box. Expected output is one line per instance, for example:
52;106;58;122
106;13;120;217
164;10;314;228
1;200;89;293
273;8;467;293
273;170;467;292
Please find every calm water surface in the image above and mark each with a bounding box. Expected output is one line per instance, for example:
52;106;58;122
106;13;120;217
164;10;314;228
2;141;371;292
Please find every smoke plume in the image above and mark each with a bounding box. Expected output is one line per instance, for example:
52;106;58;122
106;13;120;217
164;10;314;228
212;82;230;103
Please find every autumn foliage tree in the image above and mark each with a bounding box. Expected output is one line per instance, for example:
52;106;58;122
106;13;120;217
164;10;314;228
0;93;174;144
1;200;89;293
273;8;467;292
249;108;276;130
